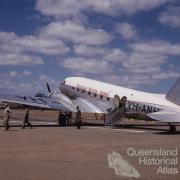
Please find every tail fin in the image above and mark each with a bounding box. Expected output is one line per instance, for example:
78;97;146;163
166;77;180;106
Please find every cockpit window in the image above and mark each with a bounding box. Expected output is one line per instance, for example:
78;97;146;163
61;80;66;85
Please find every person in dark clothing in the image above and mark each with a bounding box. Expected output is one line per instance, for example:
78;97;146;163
75;106;82;129
22;108;33;129
58;112;66;126
102;113;106;126
118;96;127;116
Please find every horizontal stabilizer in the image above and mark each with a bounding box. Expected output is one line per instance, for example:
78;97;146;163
166;77;180;106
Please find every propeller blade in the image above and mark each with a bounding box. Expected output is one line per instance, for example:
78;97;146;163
46;82;51;93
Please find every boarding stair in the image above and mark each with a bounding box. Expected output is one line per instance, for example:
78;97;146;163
106;106;125;127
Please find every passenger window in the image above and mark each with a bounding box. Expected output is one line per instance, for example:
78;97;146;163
107;97;110;101
94;93;97;97
82;90;85;93
77;88;79;92
88;91;91;95
72;87;75;90
100;95;103;99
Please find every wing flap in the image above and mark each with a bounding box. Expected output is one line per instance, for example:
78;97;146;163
72;97;111;113
73;97;104;113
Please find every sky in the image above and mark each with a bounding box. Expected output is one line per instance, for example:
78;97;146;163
0;0;180;95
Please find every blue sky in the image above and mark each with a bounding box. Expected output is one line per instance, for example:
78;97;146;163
0;0;180;95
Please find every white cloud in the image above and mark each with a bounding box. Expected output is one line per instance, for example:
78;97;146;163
0;32;24;53
74;45;107;56
158;6;180;29
38;74;56;85
23;74;59;94
104;48;128;62
40;21;112;45
0;30;71;66
22;70;32;76
0;70;32;78
36;0;170;18
60;57;113;74
0;74;59;95
129;40;180;55
0;32;69;56
116;23;137;40
116;40;180;87
152;71;180;80
0;53;44;66
101;71;180;89
0;79;17;91
123;52;166;70
0;0;178;92
15;36;70;55
9;71;18;77
74;45;127;62
64;39;180;88
99;74;153;88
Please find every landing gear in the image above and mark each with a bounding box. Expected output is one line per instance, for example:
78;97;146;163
168;124;176;134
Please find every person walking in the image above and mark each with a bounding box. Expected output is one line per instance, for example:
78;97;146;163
4;105;12;131
22;108;33;129
75;106;82;129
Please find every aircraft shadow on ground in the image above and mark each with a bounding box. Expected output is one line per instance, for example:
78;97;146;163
0;122;180;134
0;124;59;128
153;131;180;135
114;124;180;134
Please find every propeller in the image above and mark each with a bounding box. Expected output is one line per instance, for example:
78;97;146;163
46;82;54;98
46;82;51;93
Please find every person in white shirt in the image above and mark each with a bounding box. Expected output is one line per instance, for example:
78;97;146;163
4;105;12;130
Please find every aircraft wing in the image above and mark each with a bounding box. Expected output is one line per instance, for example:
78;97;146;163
0;93;112;113
147;109;180;123
0;94;71;111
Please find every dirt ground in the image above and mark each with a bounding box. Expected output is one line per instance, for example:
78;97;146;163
0;110;179;180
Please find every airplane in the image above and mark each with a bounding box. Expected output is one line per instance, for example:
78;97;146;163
0;76;179;133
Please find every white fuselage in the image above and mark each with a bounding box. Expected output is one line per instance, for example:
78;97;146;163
60;77;180;111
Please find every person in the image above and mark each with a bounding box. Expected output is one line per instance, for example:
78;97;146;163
4;105;12;131
66;111;72;126
75;106;82;129
94;113;98;120
58;111;66;126
118;96;127;117
102;113;106;126
22;108;33;129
